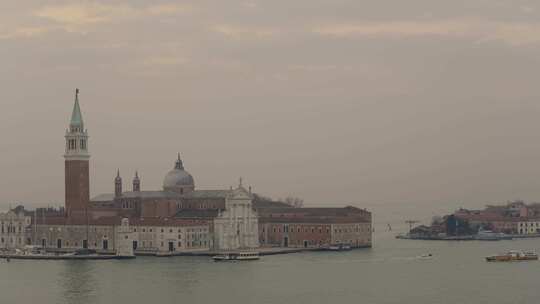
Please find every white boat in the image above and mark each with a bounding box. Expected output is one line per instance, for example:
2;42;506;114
325;244;352;251
213;251;260;261
475;229;512;241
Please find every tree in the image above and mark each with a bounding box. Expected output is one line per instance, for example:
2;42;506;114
431;216;443;225
284;197;304;208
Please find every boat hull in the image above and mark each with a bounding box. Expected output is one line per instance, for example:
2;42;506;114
212;251;260;262
213;256;260;262
486;252;538;262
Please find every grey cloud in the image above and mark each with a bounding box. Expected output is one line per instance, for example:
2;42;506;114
1;0;540;211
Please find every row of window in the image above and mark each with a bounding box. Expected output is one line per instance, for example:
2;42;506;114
266;226;371;234
0;224;22;234
520;222;540;227
176;203;219;209
136;227;207;233
264;224;370;234
272;226;330;234
41;238;107;249
136;240;208;249
67;139;87;150
0;237;21;244
45;226;108;233
519;228;540;234
334;227;371;233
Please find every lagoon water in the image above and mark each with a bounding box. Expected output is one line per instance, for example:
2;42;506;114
2;202;539;304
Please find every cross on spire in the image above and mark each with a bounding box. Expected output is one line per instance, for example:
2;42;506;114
70;88;84;128
175;153;184;170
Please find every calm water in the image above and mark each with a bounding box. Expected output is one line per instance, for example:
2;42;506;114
2;202;539;304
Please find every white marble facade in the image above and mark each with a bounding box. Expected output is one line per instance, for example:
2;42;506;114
213;185;259;251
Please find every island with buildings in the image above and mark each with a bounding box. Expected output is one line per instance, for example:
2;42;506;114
400;201;540;240
0;90;372;257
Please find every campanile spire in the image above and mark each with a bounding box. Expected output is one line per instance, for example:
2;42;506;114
70;88;84;129
64;89;90;218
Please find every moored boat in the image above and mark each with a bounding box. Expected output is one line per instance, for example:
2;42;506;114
1;247;135;260
486;250;538;262
474;230;512;241
324;244;352;251
213;251;260;261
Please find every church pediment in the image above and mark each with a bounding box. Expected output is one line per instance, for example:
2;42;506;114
228;186;252;200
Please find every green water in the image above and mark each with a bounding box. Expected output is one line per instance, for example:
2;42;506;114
2;230;539;304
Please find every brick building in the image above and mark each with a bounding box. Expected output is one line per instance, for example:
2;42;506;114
257;205;372;248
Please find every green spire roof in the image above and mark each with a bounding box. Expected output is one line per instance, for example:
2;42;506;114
70;88;84;127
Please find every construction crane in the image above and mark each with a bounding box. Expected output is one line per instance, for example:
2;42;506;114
405;220;420;233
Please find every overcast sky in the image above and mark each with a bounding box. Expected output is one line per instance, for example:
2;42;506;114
1;0;540;211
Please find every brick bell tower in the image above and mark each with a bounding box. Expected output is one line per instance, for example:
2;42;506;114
64;89;90;218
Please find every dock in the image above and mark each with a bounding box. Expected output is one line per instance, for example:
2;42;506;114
143;245;372;257
0;254;135;260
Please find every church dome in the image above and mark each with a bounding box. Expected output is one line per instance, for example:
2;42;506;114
163;154;195;193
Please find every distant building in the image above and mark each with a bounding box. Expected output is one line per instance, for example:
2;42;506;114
448;201;540;235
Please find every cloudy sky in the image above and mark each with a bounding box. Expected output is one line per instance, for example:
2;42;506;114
1;0;540;212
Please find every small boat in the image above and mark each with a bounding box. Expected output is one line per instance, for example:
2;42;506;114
486;250;538;262
213;251;260;261
325;244;352;251
474;230;512;241
417;253;433;259
156;251;174;257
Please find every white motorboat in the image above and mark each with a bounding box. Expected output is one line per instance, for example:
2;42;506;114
325;244;352;251
475;229;512;241
213;251;260;261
